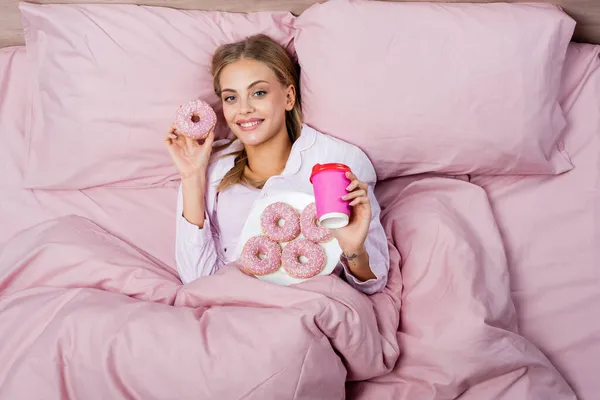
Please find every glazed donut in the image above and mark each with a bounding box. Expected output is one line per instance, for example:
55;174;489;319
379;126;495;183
260;202;301;242
282;239;326;279
240;236;282;276
174;99;217;139
300;202;333;243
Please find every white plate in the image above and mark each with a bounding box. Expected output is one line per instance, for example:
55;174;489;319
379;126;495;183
235;192;342;286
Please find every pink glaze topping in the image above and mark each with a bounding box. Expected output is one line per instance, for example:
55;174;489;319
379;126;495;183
300;202;333;243
240;236;282;276
174;99;217;139
260;202;301;242
282;238;326;279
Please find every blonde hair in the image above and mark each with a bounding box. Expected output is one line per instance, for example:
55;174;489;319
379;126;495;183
212;34;303;192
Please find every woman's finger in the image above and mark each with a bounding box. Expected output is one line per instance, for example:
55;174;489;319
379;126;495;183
346;179;368;193
172;128;184;138
201;129;215;147
170;125;182;137
349;196;370;207
164;134;177;145
346;179;360;192
164;140;180;159
342;189;367;201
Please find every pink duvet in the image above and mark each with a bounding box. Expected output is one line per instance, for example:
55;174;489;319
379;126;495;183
0;185;574;399
0;216;400;399
1;43;599;399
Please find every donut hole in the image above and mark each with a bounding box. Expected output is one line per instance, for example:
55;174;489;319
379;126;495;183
256;250;267;260
191;114;200;123
277;218;286;227
297;255;309;264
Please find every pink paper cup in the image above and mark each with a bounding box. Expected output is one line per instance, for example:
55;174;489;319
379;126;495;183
309;163;352;229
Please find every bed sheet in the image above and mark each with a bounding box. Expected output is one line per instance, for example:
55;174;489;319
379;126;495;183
470;43;600;400
0;42;595;399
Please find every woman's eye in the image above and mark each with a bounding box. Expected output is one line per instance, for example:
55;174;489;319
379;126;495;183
254;90;267;97
224;96;235;102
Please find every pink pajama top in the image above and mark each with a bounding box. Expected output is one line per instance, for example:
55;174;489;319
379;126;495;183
175;124;390;294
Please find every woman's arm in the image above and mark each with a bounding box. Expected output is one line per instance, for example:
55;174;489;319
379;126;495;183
341;245;376;281
338;177;389;294
332;151;390;294
175;180;224;284
181;175;207;228
165;127;222;283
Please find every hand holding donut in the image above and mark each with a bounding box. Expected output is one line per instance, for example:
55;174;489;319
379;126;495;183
164;126;214;180
330;171;372;255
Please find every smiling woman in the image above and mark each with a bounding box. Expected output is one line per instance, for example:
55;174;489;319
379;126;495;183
164;33;390;293
216;66;295;187
210;35;302;191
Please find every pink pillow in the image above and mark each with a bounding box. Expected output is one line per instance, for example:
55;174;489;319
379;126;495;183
20;2;295;189
294;0;576;179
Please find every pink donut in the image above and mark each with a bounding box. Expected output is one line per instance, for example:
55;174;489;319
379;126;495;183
174;99;217;139
260;202;301;242
241;236;282;276
300;202;333;243
282;239;326;279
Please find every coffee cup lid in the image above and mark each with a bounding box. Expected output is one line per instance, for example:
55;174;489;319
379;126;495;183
310;163;351;183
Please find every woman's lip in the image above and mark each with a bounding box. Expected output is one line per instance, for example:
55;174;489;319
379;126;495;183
237;119;264;131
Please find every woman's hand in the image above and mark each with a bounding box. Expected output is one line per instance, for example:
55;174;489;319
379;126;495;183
330;171;372;255
164;126;215;180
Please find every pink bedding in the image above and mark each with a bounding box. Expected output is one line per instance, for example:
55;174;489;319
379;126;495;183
470;43;600;400
0;216;400;398
368;42;600;399
0;183;572;399
1;43;599;399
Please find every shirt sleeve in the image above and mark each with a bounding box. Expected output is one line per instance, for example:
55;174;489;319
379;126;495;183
175;183;224;284
339;151;390;295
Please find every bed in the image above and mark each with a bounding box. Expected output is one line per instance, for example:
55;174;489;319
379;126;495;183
0;1;599;399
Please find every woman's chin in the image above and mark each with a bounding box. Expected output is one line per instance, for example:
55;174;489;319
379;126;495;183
236;127;268;146
240;135;266;147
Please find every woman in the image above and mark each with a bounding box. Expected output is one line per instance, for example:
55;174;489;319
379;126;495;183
165;34;389;294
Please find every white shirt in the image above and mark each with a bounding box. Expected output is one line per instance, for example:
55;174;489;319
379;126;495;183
216;183;260;257
175;124;390;294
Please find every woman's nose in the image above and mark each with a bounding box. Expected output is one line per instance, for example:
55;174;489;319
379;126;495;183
239;98;255;114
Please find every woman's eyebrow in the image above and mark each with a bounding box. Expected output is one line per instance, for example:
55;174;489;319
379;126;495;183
247;80;269;88
221;80;270;94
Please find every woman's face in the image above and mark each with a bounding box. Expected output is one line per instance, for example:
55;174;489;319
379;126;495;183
218;58;295;147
